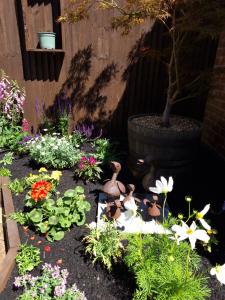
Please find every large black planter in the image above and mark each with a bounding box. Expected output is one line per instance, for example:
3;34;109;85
128;114;202;177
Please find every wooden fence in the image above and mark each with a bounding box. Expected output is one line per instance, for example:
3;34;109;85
0;0;218;138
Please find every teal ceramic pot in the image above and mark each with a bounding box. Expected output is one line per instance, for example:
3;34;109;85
38;32;56;49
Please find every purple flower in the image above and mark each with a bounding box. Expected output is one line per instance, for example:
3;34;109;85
54;284;66;297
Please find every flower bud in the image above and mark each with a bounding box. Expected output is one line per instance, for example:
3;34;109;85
185;196;192;202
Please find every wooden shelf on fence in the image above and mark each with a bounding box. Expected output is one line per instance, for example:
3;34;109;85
27;48;65;53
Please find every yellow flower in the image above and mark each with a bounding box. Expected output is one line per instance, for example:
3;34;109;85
39;167;48;173
51;171;62;181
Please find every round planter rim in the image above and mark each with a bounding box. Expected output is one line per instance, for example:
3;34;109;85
128;113;202;131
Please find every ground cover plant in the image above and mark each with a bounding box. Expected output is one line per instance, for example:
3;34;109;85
14;263;87;300
16;244;41;275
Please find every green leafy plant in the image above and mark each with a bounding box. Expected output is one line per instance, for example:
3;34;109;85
16;244;41;275
83;219;124;271
75;156;102;182
92;138;119;165
8;178;26;195
124;234;210;300
57;113;70;136
0;152;14;177
28;135;82;169
10;186;91;242
14;263;87;300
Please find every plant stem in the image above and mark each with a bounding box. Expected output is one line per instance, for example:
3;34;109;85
162;193;167;223
185;247;191;279
188;201;191;219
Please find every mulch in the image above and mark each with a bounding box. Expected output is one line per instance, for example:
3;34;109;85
1;145;225;300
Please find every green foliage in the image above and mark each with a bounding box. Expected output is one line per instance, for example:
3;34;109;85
0;116;26;152
83;220;124;271
0;167;11;177
8;178;26;195
57;113;69;136
10;186;91;242
28;135;82;169
70;131;86;148
14;263;87;300
124;234;210;300
0;152;14;165
92;138;119;165
16;244;41;275
0;152;14;177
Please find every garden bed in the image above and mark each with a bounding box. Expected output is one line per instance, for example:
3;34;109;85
0;151;225;300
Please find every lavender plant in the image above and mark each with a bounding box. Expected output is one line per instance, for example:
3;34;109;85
14;263;87;300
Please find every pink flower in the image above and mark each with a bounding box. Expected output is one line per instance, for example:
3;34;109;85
22;118;29;132
89;157;96;165
79;162;84;170
80;156;87;162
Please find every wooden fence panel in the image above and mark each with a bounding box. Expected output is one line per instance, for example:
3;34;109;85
0;0;218;138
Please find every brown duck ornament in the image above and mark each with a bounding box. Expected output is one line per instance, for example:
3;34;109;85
103;161;126;199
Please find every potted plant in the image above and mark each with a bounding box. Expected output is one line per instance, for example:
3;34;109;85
58;1;225;175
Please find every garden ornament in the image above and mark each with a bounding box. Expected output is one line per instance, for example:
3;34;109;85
103;161;125;199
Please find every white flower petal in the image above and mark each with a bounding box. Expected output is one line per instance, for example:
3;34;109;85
160;176;167;187
189;235;197;249
156;180;163;191
168;177;173;192
194;229;210;243
149;187;160;194
190;221;197;231
199;218;211;230
200;204;210;216
210;267;216;276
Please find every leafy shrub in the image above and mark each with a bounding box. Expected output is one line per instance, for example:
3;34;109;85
28;135;82;169
14;263;87;300
0;152;14;177
74;156;102;182
83;220;124;271
10;186;91;242
0;116;26;152
92;138;119;165
124;234;210;300
16;244;41;275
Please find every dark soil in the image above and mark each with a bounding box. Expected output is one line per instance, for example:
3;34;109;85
132;115;200;132
1;144;225;300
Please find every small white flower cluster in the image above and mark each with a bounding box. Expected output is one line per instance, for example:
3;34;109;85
28;135;82;169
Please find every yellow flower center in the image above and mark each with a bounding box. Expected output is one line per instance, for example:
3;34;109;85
186;229;193;235
196;213;203;219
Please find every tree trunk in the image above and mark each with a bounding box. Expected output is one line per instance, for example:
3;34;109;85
162;100;172;127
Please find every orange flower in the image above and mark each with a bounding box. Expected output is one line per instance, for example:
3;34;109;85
31;180;52;202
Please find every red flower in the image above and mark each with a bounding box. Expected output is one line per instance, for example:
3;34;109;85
79;162;84;170
44;245;51;252
31;180;52;202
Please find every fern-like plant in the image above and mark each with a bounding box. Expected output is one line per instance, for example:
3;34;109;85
83;220;124;271
124;234;210;300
